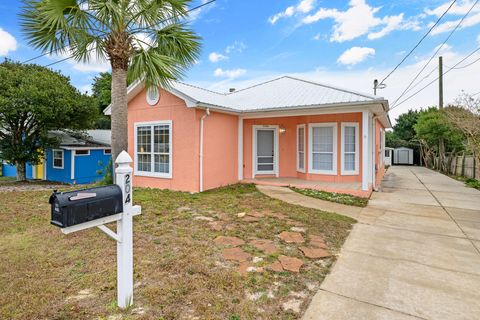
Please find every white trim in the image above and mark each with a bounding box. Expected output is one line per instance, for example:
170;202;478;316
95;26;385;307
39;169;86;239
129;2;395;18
340;122;360;175
146;87;160;106
308;123;337;175
362;111;369;191
252;125;279;177
52;149;64;169
238;117;244;180
199;109;210;192
133;120;173;179
74;149;90;156
71;150;75;180
296;124;306;173
62;146;111;150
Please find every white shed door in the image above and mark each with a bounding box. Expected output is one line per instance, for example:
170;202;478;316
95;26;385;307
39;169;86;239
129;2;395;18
398;150;409;164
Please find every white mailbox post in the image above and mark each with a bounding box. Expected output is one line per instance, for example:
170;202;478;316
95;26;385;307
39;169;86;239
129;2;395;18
59;150;141;309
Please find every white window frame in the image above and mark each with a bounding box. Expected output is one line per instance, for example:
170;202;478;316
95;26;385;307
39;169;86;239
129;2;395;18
296;124;306;173
134;120;173;179
308;123;337;175
74;149;90;156
252;125;279;177
104;149;111;155
52;149;64;169
341;122;360;175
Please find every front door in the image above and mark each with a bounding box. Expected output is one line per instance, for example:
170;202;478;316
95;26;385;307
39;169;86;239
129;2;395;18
255;127;277;175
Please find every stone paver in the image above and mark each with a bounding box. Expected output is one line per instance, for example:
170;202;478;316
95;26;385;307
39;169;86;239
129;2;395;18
279;231;305;244
250;239;277;254
279;255;304;273
221;247;251;262
242;216;261;223
266;261;284;272
214;236;245;247
299;247;331;259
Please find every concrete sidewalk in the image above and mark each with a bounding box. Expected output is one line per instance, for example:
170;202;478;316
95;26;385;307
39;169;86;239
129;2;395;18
260;166;480;319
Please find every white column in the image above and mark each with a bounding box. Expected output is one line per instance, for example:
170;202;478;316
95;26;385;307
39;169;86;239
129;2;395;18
115;151;134;308
238;117;243;181
362;111;370;191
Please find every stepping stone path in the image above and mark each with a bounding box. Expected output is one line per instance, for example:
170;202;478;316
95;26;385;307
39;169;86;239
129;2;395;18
266;261;284;272
250;239;277;254
208;221;225;231
266;212;287;220
193;215;215;222
247;211;266;218
221;247;251;262
299;247;331;259
309;234;328;249
279;231;305;244
290;226;306;233
286;220;305;227
243;216;261;223
214;236;245;246
278;255;304;273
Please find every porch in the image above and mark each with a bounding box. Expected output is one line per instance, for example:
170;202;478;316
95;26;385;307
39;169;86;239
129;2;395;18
242;177;370;198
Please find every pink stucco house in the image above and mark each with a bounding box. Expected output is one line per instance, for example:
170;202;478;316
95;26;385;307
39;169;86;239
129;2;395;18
105;76;391;197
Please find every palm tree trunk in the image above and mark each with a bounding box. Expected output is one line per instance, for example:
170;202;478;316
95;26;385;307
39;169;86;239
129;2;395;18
16;161;26;181
111;67;128;165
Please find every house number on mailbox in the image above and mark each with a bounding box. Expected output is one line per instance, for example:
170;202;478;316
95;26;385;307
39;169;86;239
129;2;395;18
125;174;131;204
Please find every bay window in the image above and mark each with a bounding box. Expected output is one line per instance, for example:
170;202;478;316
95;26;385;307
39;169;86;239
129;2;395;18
134;121;172;178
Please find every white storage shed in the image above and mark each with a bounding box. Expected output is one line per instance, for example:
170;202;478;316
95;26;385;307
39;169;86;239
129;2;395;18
393;147;414;165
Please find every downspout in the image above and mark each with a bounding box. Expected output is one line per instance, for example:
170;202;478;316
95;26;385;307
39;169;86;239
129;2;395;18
199;108;210;192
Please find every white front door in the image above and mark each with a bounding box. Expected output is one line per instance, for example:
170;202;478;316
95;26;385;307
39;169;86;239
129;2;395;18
254;127;277;175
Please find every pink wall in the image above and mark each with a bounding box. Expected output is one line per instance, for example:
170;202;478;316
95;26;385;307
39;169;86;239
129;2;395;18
201;110;239;191
128;88;200;192
243;113;363;183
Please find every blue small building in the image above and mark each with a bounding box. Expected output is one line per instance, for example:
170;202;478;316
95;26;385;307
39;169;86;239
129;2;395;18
2;130;112;184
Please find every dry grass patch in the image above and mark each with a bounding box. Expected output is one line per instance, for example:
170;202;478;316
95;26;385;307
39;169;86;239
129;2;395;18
0;183;354;319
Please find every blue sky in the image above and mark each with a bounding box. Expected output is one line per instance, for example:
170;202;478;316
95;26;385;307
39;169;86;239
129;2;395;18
1;0;480;121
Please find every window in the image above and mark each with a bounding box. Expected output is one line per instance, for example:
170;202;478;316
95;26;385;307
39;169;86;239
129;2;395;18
75;150;90;156
104;149;111;155
297;125;305;172
134;121;172;178
53;149;64;169
146;87;160;106
309;123;337;174
341;123;359;175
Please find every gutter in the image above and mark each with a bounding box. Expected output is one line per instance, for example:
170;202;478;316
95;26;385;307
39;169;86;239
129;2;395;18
199;108;210;192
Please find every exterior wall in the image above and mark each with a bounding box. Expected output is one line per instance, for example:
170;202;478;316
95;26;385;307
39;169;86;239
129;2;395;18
128;88;200;192
375;119;385;187
46;149;72;183
74;149;111;184
1;162;34;178
201;110;239;191
243;112;363;184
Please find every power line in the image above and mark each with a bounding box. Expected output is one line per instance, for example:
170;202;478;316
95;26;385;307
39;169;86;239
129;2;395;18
390;0;479;106
445;55;480;69
22;0;216;66
378;0;457;86
390;46;480;111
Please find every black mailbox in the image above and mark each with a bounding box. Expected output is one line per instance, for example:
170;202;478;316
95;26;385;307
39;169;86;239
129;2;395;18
49;185;123;228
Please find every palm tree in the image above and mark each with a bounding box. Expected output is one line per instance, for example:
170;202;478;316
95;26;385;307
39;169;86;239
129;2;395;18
20;0;201;162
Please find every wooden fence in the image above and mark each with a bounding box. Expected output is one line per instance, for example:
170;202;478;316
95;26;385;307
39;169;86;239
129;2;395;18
433;154;479;180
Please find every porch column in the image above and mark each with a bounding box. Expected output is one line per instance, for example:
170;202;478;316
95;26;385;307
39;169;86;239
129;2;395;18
238;117;243;181
362;111;370;191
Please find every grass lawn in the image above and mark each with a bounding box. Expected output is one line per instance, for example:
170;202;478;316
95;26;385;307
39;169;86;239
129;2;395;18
0;183;354;319
290;187;369;207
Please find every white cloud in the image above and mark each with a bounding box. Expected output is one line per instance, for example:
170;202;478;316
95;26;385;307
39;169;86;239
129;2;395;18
79;84;92;94
337;46;375;65
313;33;322;40
477;34;480;45
0;28;17;56
50;46;110;73
225;41;246;54
431;12;480;35
425;0;480;17
302;0;417;42
269;0;316;24
209;52;228;63
214;68;246;79
189;0;216;22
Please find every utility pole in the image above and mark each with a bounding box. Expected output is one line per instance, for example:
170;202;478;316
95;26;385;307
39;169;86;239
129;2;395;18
439;56;445;172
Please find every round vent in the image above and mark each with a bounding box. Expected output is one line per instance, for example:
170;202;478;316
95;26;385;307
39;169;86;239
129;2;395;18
146;87;160;106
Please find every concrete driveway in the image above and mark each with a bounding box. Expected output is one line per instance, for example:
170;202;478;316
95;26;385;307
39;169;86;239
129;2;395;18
303;166;480;320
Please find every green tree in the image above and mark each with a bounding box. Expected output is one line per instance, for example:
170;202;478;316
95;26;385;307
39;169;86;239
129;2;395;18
21;0;201;162
92;72;112;129
0;60;97;181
